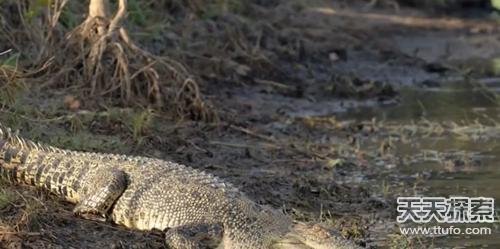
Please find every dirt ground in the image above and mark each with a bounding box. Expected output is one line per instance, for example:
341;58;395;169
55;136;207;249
0;0;500;248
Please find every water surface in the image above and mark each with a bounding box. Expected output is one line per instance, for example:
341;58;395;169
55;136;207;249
345;83;500;248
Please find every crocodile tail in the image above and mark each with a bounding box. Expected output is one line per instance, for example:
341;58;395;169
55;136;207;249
0;124;68;183
0;123;64;153
0;124;31;182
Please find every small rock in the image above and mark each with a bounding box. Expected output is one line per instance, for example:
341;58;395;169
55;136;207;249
63;95;81;111
329;52;340;62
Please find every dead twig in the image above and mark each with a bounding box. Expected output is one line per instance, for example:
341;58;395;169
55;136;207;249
229;125;277;143
0;49;12;57
0;231;43;236
254;78;294;90
209;141;279;150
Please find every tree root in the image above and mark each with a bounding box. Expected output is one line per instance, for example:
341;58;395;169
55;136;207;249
44;0;215;121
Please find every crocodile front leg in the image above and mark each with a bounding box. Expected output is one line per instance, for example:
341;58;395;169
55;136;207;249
164;224;223;249
73;168;127;221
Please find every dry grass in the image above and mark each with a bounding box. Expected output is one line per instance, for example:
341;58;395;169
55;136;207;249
0;181;47;248
0;67;25;107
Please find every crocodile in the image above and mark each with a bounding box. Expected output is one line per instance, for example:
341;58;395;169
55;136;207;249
0;124;361;249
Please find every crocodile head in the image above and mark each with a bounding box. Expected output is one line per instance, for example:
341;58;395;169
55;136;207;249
271;223;362;249
221;197;361;249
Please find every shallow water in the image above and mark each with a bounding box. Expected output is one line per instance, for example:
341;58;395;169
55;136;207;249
344;83;500;248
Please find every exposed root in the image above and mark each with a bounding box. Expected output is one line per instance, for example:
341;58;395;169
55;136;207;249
43;0;216;121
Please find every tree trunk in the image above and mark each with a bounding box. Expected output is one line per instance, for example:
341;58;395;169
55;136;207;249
88;0;109;19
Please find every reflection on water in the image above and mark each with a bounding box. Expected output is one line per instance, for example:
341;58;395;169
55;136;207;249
344;83;499;248
347;83;498;122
